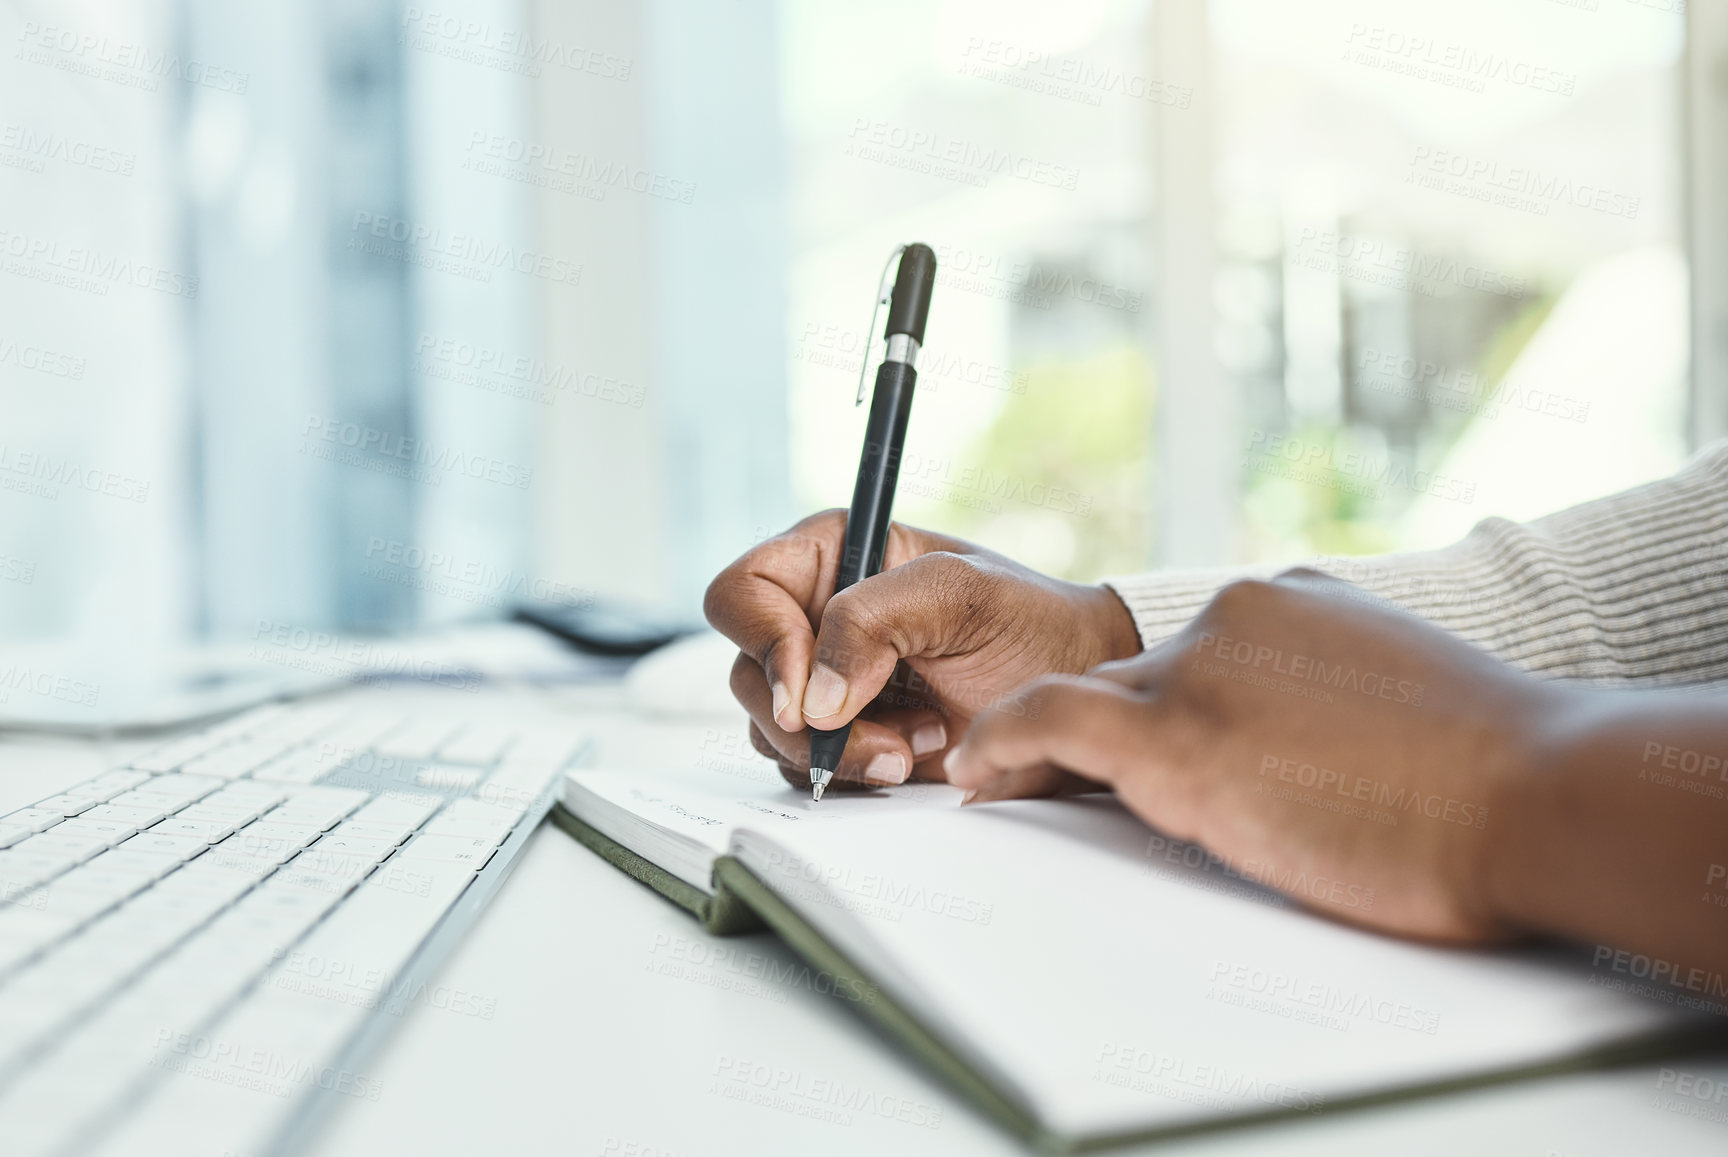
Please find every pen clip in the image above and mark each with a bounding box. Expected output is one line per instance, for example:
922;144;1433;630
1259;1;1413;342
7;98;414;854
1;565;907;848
856;244;906;406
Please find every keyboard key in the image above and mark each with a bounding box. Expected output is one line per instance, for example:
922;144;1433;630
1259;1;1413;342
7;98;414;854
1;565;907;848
175;800;264;825
348;791;441;828
49;817;140;847
18;830;110;864
398;834;498;870
288;860;474;988
414;764;481;792
335;820;416;845
97;794;172;824
80;803;169;828
54;865;156;903
150;818;240;844
0;824;30;850
86;847;184;881
155;863;263;904
87;770;150;794
443;796;527;825
234;822;323;851
0;808;64;834
421;807;518;845
0;849;79;894
116;832;209;863
32;795;95;818
309;834;397;863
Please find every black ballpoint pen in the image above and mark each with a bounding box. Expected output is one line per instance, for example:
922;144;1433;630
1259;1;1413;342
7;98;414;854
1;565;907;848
808;243;937;801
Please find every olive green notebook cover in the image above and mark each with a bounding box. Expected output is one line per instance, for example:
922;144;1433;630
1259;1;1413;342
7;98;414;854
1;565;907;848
548;803;1721;1153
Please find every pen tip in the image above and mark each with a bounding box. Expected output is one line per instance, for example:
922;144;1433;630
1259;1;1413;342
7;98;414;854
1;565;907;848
811;779;826;802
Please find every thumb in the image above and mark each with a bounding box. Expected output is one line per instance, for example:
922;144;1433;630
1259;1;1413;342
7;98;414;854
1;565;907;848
800;551;996;727
943;673;1156;793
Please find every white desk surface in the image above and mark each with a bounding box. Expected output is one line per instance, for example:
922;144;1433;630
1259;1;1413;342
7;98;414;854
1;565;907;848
4;681;1725;1157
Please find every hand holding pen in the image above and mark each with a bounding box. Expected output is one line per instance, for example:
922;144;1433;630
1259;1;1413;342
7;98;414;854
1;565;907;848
702;244;1141;797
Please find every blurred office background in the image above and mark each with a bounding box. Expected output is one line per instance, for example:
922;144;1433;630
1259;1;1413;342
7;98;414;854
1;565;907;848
0;0;1714;647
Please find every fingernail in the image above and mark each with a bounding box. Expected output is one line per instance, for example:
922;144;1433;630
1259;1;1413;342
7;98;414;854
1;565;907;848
770;682;792;728
943;747;964;778
865;752;908;785
911;722;947;757
803;664;847;719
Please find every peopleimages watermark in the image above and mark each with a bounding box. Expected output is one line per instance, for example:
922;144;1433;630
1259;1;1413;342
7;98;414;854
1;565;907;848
933;242;1143;313
792;321;1028;396
710;1055;944;1130
0;122;135;177
1652;1067;1728;1126
268;945;498;1020
897;450;1093;517
1092;1043;1324;1113
0;552;35;585
0;225;198;299
1356;347;1590;425
1590;945;1728;1016
1703;864;1728;910
845;118;1080;192
0;332;86;380
1194;630;1428;708
1340;24;1577;97
955;38;1191;110
1258;753;1489;830
0;662;99;707
150;1029;381;1102
361;536;593;610
299;415;534;490
1636;740;1728;802
599;1139;691;1157
0;444;150;503
248;618;481;691
462;131;695;205
1207;960;1443;1035
646;932;878;1007
347;211;581;287
695;728;780;785
399;8;632;81
755;848;995;927
1244;429;1477;506
1141;833;1377;912
1406;146;1640;220
15;20;249;94
414;332;645;408
1291;227;1526;300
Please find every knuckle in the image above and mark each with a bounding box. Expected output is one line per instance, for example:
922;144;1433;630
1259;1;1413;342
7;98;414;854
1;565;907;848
701;569;741;629
728;651;762;701
1207;577;1280;618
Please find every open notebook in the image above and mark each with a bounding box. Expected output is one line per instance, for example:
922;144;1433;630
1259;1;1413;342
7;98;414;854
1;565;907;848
557;769;1712;1152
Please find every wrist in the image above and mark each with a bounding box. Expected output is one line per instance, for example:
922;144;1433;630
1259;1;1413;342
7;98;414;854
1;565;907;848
1085;582;1143;663
1475;683;1585;937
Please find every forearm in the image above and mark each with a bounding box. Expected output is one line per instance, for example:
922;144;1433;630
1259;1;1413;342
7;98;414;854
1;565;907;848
1488;689;1728;985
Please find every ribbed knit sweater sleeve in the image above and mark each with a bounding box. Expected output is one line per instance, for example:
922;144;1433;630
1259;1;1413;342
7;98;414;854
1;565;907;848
1103;442;1728;686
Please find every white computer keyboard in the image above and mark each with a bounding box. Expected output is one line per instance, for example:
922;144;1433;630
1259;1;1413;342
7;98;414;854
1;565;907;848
0;691;587;1157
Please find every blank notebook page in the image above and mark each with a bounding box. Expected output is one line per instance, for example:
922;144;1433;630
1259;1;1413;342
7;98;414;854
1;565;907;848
732;794;1695;1140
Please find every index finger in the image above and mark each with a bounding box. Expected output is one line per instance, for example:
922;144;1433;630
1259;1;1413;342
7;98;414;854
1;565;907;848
703;514;841;730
